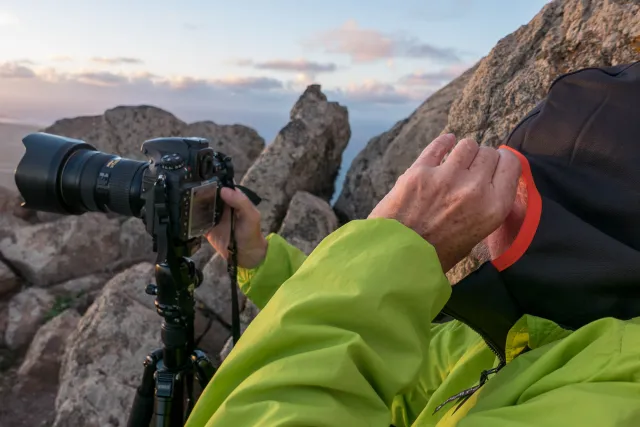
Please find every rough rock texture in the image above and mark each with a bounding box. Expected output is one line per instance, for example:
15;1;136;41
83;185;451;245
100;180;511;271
17;310;80;390
5;287;55;350
0;213;122;287
53;263;157;427
444;0;640;147
117;217;155;266
241;84;350;234
278;191;338;255
50;273;111;315
334;64;478;220
196;252;246;324
0;260;19;296
0;186;18;215
43;105;265;179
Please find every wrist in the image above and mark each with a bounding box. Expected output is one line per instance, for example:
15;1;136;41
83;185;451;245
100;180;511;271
239;237;268;269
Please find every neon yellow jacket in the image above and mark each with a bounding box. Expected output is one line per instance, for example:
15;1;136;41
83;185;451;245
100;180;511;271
187;219;640;426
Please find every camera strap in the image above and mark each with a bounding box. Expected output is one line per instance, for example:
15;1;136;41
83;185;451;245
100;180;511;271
227;208;242;345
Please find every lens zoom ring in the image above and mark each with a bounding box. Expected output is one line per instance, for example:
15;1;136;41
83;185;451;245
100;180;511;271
108;159;141;216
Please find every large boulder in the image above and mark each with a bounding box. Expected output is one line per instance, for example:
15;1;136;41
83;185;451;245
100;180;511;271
0;213;122;287
277;191;338;255
334;64;478;220
241;84;350;234
443;0;640;147
4;287;55;350
17;309;80;390
0;260;19;297
43;105;265;179
53;263;157;427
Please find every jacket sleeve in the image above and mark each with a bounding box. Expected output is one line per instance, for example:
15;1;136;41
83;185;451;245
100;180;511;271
237;233;307;310
186;218;453;427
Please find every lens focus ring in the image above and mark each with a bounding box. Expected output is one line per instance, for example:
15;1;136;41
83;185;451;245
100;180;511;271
101;158;144;216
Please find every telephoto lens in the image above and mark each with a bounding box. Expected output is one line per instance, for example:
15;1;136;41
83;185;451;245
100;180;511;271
15;133;148;217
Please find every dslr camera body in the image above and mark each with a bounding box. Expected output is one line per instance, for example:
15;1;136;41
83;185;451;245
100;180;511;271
140;137;233;242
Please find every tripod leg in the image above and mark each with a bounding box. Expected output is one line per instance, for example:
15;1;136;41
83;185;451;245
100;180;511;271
127;349;162;427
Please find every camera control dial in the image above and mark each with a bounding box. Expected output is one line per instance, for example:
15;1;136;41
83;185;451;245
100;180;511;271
160;153;185;171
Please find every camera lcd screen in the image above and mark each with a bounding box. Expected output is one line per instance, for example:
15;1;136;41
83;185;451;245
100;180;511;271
188;181;218;239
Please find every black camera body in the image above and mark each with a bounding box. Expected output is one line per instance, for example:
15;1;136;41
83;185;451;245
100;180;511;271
140;137;234;242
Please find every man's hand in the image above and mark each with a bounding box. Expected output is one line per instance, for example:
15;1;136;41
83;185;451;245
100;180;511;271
206;187;268;269
369;134;521;274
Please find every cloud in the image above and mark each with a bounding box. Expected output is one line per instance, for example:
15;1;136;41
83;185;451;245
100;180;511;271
331;80;425;106
0;61;36;79
49;55;74;62
91;57;144;65
231;58;338;74
308;20;461;64
399;68;464;87
0;11;19;27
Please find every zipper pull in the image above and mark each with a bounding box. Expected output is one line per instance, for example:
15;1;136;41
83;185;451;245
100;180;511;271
433;362;505;415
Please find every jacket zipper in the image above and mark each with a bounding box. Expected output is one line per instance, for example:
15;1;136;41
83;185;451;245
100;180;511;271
433;308;507;414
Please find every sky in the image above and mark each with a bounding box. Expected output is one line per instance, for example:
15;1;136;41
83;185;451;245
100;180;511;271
0;0;551;195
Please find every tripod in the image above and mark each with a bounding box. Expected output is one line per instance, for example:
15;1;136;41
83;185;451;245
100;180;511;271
127;177;242;427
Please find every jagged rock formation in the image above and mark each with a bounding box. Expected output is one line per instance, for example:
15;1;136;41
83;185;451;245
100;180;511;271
43;105;265;180
443;0;640;147
241;84;350;234
335;64;478;220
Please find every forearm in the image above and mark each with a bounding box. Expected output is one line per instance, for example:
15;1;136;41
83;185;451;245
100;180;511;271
188;219;452;427
237;233;307;309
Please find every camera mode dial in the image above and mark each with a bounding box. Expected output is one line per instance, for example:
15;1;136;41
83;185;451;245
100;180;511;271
160;153;185;171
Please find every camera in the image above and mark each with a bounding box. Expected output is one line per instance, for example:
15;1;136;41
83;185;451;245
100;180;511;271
15;133;234;242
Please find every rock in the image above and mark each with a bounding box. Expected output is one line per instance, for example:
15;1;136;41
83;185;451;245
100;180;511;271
43;105;265;179
5;287;55;350
0;302;7;348
219;300;260;362
241;84;350;234
0;213;121;287
117;217;155;266
334;64;478;220
53;263;157;427
0;213;29;239
17;310;80;390
0;260;19;297
191;239;215;272
50;273;111;315
196;253;246;324
443;0;640;147
278;191;339;255
36;211;67;223
185;121;265;179
0;186;19;214
193;307;230;362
